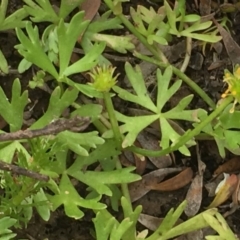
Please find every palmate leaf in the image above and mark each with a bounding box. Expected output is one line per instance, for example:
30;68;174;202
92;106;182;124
0;7;28;30
15;22;59;79
0;217;17;237
0;141;30;164
113;63;157;112
47;173;105;219
62;42;106;77
68;139;121;170
113;63;205;155
23;0;59;23
67;167;141;196
93;197;142;240
57;131;104;156
57;11;90;76
30;86;79;129
59;0;83;19
103;112;160;148
0;79;28;132
205;106;240;157
85;10;123;33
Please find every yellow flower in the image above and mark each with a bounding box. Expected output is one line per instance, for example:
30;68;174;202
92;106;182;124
221;65;240;113
88;65;118;92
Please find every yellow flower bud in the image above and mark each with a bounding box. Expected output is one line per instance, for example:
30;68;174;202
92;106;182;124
88;65;118;92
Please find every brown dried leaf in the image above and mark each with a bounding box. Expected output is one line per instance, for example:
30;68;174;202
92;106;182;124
150;167;194;191
137;132;172;169
185;174;203;217
129;168;183;202
205;173;225;197
78;0;101;42
215;20;240;64
207;174;238;208
119;153;134;167
232;175;240;206
79;0;101;21
199;0;211;16
214;157;240;176
138;213;183;232
134;140;147;175
138;214;163;231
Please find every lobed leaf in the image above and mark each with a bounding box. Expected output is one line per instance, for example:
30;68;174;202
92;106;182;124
48;173;105;219
0;79;28;132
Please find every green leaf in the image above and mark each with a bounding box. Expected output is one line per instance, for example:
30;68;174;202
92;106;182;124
59;0;83;18
0;49;8;74
0;8;28;30
182;21;212;33
182;14;200;22
23;0;59;23
57;12;90;76
18;58;32;73
91;34;135;53
0;141;30;164
68;139;120;170
219;108;240;129
164;0;178;34
86;11;122;33
93;210;117;240
164;96;208;122
203;212;236;240
156;67;180;111
81;37;111;66
113;63;157;112
181;32;222;43
33;188;51;221
0;79;28;131
121;197;142;240
130;7;147;35
0;233;17;240
57;131;104;156
160;118;192;156
71;104;103;121
31;87;79;129
147;34;168;45
15;22;58;79
62;42;106;77
161;208;216;239
110;218;133;240
0;0;7;25
138;5;160;24
157;201;187;235
0;217;17;235
63;77;104;98
47;173;105;219
68;167;141;196
103;112;159;148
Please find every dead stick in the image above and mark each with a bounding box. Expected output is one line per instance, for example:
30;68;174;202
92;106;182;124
0;116;90;142
0;160;49;182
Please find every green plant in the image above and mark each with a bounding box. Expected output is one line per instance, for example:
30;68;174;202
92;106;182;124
0;0;239;239
0;0;28;74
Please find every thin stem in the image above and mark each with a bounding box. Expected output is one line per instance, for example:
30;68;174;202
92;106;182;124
134;52;216;109
103;92;132;205
103;92;122;149
128;97;233;157
103;0;168;63
180;35;192;73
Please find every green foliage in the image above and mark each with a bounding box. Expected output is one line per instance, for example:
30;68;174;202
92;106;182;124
130;0;221;46
0;217;17;239
109;63;207;155
0;79;28;132
0;0;238;239
0;0;28;73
